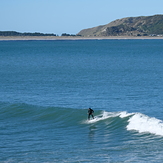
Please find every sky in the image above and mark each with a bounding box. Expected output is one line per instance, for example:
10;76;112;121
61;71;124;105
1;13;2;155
1;0;163;36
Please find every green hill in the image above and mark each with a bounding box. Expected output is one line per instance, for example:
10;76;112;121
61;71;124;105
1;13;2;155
78;15;163;37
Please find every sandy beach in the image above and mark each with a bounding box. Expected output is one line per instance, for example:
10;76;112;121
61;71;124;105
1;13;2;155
0;36;163;40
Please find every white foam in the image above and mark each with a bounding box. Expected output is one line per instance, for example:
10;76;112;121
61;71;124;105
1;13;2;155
127;113;163;136
118;111;134;118
83;111;132;124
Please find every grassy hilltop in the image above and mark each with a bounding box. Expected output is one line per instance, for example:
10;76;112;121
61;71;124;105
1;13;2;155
78;15;163;37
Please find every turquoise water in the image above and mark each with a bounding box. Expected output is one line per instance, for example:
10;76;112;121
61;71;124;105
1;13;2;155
1;40;163;162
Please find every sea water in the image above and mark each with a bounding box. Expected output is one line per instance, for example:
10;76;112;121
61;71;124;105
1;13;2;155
0;39;163;162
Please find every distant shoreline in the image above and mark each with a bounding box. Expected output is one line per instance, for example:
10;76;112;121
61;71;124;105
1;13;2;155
0;36;163;40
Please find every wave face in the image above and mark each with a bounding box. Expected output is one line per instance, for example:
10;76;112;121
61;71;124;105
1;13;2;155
1;103;163;162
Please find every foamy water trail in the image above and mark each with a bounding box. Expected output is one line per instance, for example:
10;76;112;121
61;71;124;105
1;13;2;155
83;111;112;124
83;111;132;124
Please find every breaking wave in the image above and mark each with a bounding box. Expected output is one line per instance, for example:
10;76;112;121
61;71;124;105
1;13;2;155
83;110;163;136
1;102;163;136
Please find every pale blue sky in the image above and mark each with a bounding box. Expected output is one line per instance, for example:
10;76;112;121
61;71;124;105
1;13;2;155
1;0;163;35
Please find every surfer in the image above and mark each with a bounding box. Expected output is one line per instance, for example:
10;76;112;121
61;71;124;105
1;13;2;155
88;108;94;120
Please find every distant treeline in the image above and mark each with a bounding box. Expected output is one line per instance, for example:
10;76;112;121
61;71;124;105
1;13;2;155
61;33;81;36
0;31;57;36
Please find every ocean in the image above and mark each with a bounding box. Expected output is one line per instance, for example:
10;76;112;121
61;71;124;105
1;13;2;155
0;39;163;162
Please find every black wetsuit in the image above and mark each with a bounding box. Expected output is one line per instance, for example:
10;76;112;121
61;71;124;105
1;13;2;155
88;108;94;120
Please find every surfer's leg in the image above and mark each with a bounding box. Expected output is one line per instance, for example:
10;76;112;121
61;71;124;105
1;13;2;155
92;114;94;119
88;114;90;120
